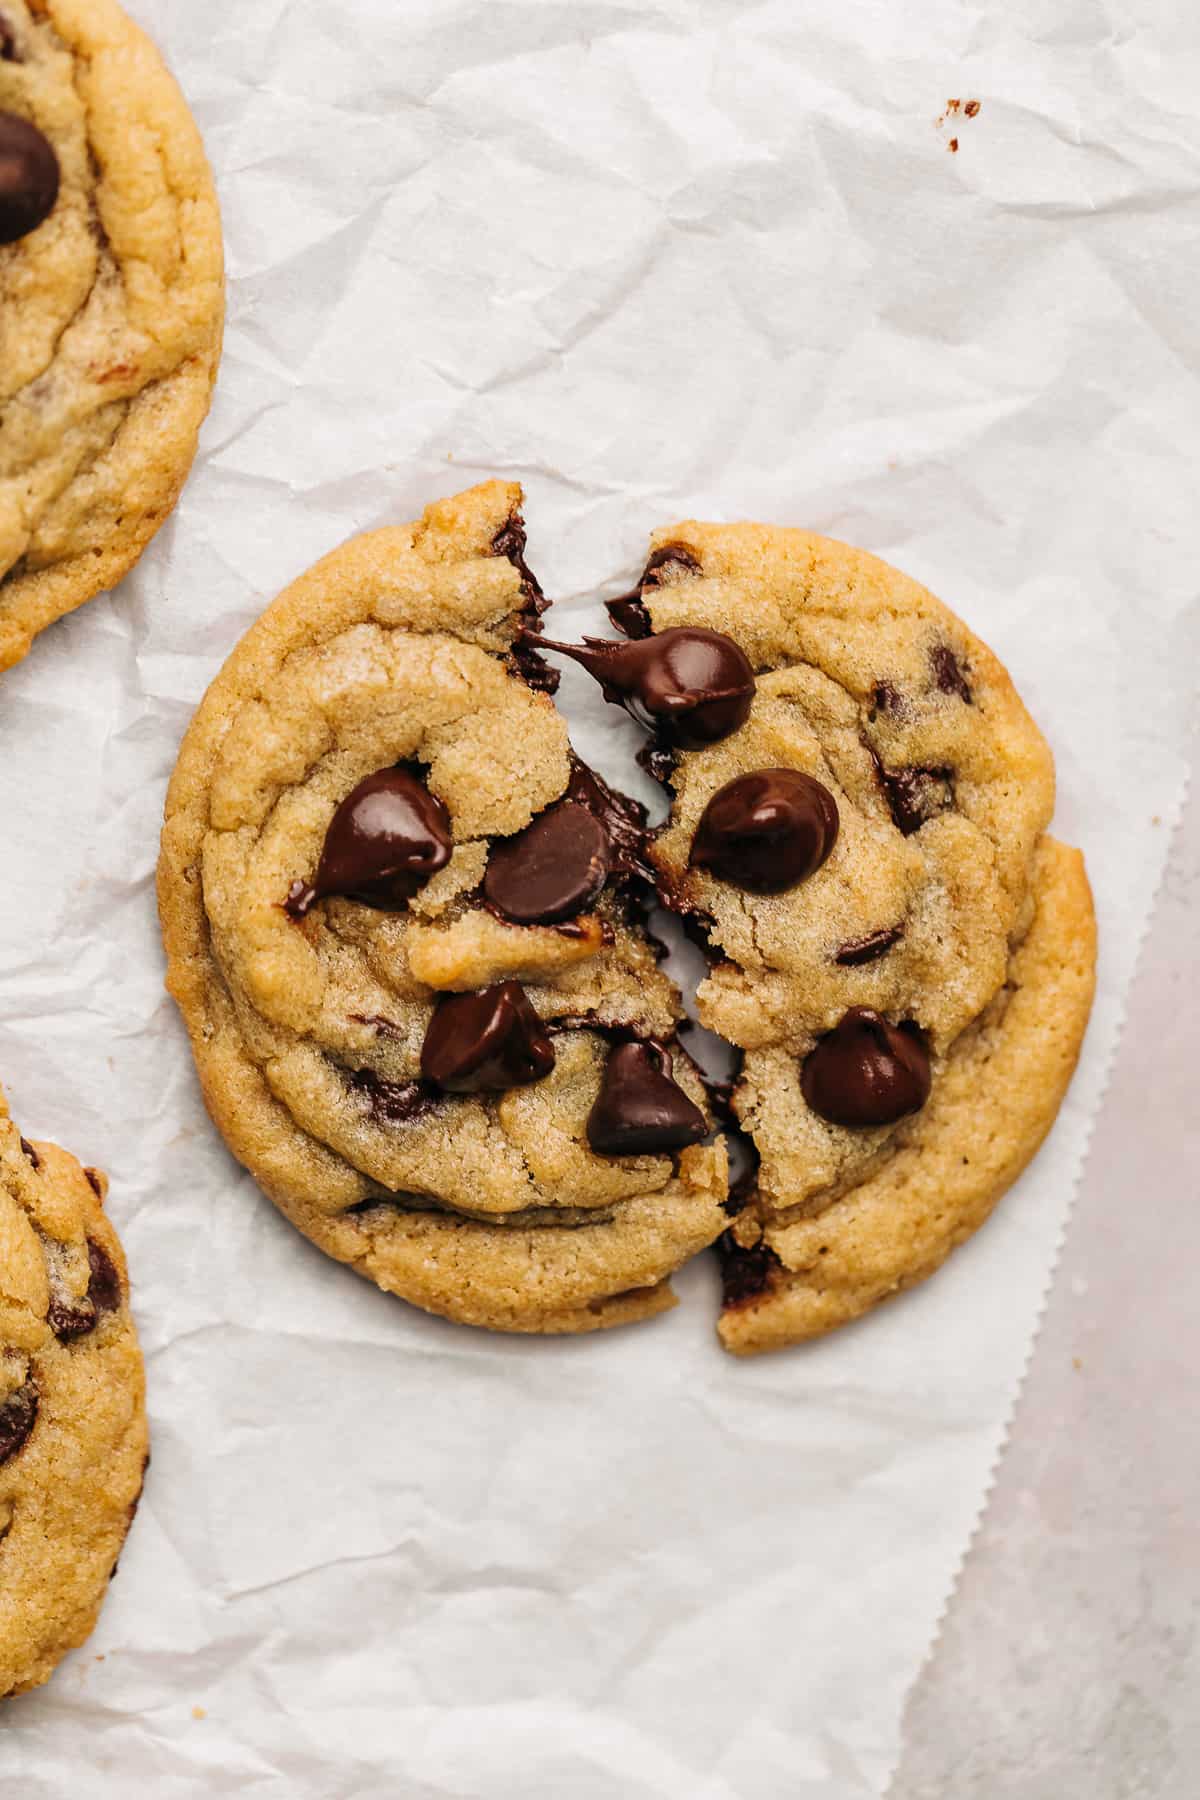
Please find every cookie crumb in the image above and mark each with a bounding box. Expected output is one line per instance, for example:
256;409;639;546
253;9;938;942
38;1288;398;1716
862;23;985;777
964;99;981;118
192;1705;207;1720
948;137;959;153
1072;1356;1082;1372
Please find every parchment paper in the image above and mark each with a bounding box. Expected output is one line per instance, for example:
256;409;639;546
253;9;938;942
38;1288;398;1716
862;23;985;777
1;2;1195;1795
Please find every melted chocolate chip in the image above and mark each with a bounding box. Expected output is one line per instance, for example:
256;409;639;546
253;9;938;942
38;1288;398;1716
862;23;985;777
530;627;755;748
875;759;955;836
493;516;559;694
689;768;839;893
420;981;555;1092
83;1166;104;1197
0;1380;38;1467
286;767;452;916
347;1068;437;1125
85;1237;122;1317
18;1136;39;1170
606;543;702;639
931;644;972;702
0;17;18;61
485;803;609;924
586;1039;708;1156
0;110;59;244
715;1231;781;1308
563;754;654;883
801;1007;931;1128
834;924;904;966
638;738;679;787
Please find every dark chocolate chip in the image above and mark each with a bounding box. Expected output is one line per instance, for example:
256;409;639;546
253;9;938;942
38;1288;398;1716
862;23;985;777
715;1230;781;1308
834;924;904;966
530;627;755;748
586;1039;708;1156
606;543;702;639
420;981;555;1092
689;768;839;893
0;1380;38;1467
801;1007;931;1128
347;1068;437;1125
18;1136;39;1170
562;753;654;883
485;802;610;924
0;110;60;244
876;761;955;836
83;1166;103;1197
0;17;17;61
931;644;972;702
286;766;452;916
85;1237;122;1316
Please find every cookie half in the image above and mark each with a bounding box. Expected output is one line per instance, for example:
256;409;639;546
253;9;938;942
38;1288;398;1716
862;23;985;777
536;519;1096;1351
0;0;224;670
0;1085;147;1696
158;481;727;1335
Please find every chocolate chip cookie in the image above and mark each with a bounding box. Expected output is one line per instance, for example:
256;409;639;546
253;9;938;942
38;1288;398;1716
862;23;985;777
0;1084;147;1696
0;0;224;671
158;482;727;1335
538;519;1095;1351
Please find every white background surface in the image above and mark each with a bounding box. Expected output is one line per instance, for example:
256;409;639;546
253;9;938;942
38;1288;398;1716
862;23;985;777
1;3;1196;1795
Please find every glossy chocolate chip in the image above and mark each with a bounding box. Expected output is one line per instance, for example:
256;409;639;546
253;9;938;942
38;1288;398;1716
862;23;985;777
0;1380;38;1466
834;924;904;966
931;644;972;702
420;981;555;1092
531;627;755;748
715;1230;781;1308
689;768;839;893
485;802;610;924
287;767;452;916
0;110;59;244
563;755;654;882
586;1040;708;1156
801;1007;931;1128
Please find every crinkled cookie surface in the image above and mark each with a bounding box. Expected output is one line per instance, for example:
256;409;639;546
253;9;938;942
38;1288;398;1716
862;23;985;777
0;0;223;670
158;482;728;1335
0;1084;147;1697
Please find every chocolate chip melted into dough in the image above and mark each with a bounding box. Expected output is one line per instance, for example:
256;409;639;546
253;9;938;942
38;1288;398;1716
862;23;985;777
715;1232;782;1309
0;1380;38;1466
46;1237;123;1343
606;543;703;640
493;515;559;695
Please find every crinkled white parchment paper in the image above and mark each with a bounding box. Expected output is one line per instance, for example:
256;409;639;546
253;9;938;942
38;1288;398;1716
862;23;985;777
1;2;1196;1795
